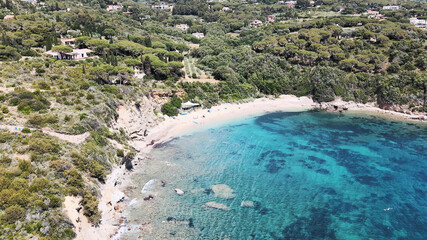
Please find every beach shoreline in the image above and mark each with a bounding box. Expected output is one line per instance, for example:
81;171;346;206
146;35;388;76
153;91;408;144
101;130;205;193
64;95;426;239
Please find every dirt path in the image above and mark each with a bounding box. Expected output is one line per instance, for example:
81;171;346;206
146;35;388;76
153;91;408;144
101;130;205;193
0;124;90;144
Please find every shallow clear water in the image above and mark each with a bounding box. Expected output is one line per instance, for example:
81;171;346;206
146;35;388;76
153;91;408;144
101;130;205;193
123;111;427;240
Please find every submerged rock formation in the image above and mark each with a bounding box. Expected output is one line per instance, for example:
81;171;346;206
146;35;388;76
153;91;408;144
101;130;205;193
210;184;235;199
240;201;255;208
202;202;230;211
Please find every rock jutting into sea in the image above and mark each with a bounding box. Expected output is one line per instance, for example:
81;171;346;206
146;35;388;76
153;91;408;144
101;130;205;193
202;202;230;211
241;201;255;208
210;184;236;199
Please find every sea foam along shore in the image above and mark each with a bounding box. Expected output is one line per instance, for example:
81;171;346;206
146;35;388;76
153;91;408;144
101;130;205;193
63;94;426;240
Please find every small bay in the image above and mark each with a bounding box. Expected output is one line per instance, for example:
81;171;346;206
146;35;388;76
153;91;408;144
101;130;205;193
123;111;427;239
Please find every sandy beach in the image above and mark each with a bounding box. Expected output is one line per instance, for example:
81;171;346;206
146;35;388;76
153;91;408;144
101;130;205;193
63;95;426;240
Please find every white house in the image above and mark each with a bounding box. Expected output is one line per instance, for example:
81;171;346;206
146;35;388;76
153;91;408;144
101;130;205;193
107;5;123;11
367;10;379;16
60;38;75;47
383;6;400;10
152;3;173;10
21;0;37;5
192;32;205;38
3;15;15;19
410;18;427;28
175;24;189;31
222;7;231;11
285;1;296;8
45;49;94;60
250;20;263;27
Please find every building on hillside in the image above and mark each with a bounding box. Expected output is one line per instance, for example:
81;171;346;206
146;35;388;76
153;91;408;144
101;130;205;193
175;24;189;31
222;7;231;11
192;32;205;38
250;20;263;27
107;5;123;11
277;1;285;4
21;0;37;5
383;6;400;10
366;10;385;19
60;38;75;47
367;10;379;16
152;2;173;10
44;49;95;60
3;15;15;19
285;1;296;8
268;15;275;22
410;18;427;28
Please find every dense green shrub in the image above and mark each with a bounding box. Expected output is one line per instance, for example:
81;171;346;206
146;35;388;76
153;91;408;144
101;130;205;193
170;96;182;108
1;106;8;114
21;128;31;133
29;177;50;192
28;138;60;154
161;103;179;116
88;161;106;181
27;114;59;127
64;168;84;189
2;205;26;224
117;149;124;158
82;192;101;223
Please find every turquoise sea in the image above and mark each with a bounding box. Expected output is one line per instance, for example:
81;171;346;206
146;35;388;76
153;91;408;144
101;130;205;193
123;111;427;240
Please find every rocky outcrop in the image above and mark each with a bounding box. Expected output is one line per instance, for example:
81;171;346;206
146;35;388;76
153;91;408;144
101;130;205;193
114;96;161;140
202;202;230;211
210;184;235;199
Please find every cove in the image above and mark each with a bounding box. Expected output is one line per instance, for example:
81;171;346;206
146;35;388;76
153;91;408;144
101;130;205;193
124;111;427;240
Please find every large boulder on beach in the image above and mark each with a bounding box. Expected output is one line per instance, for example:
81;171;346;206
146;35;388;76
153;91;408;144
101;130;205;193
175;188;184;195
210;184;235;199
241;201;254;208
203;202;230;211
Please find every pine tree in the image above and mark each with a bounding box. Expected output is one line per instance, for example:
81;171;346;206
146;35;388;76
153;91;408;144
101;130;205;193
1;32;8;46
82;64;86;74
5;0;12;10
46;36;52;51
143;56;152;76
144;36;152;48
